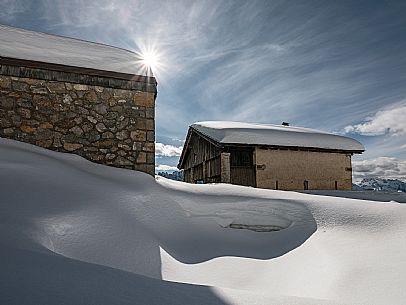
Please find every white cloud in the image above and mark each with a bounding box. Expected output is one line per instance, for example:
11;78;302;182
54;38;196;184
344;103;406;136
155;143;183;157
353;157;406;182
155;164;178;171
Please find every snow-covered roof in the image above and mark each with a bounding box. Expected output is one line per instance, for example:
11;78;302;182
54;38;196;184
191;121;365;152
0;24;146;76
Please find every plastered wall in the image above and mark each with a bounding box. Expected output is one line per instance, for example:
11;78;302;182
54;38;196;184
255;148;352;190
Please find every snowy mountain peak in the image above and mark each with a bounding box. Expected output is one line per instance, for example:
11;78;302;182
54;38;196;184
355;177;406;192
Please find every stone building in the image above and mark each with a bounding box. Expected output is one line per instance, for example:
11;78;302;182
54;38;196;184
178;121;365;190
0;25;156;175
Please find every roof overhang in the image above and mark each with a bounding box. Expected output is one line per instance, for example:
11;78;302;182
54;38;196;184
177;125;364;169
0;56;156;84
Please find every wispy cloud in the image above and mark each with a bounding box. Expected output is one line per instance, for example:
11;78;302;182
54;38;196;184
353;157;406;182
344;102;406;136
0;0;25;21
155;143;183;157
2;1;406;160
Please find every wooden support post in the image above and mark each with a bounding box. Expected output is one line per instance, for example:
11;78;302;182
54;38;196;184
190;167;194;183
220;152;231;183
202;161;207;183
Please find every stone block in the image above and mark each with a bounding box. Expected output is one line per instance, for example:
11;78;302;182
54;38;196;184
137;152;147;163
145;164;155;175
36;139;53;148
116;130;129;140
63;143;83;151
12;81;29;91
73;84;88;91
133;91;155;107
20;125;36;133
143;142;154;152
146;119;154;131
146;108;154;118
147;131;155;141
94;86;104;93
116;156;132;166
17;108;31;119
0;118;12;128
46;82;66;93
102;131;114;139
70;126;84;136
85;91;98;103
30;85;48;94
3;128;14;135
1;98;14;109
94;139;114;148
39;122;53;129
96;122;107;132
94;104;108;115
17;98;33;108
146;152;155;164
130;130;146;141
87;116;98;124
135;118;146;129
0;77;11;88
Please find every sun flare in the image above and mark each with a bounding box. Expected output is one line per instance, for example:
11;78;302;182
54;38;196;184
140;51;159;71
141;52;158;69
135;43;167;79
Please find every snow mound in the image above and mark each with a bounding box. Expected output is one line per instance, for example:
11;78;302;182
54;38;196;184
1;137;405;305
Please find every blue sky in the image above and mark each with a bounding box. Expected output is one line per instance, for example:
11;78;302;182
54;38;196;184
1;0;405;179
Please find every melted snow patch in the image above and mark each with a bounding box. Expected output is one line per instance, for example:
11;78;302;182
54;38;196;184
229;224;284;232
228;214;291;232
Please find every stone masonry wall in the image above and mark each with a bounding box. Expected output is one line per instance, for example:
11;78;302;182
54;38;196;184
0;72;156;175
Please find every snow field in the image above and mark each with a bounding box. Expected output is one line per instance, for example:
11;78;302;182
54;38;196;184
1;137;405;305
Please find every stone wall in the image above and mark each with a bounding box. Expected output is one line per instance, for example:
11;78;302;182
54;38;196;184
0;69;156;175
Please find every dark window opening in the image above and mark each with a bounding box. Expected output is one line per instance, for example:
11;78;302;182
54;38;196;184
230;150;253;167
304;180;309;190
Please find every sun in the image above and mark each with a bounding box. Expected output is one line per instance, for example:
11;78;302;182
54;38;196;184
135;42;167;79
140;51;159;71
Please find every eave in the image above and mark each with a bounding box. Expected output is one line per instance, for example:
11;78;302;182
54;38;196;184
178;126;364;169
0;56;156;84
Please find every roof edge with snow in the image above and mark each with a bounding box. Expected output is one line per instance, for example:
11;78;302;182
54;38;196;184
178;121;364;168
0;24;156;82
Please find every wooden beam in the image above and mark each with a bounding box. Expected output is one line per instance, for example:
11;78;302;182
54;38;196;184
0;56;156;84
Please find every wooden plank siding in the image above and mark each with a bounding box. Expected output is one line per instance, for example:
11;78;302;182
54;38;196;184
181;130;222;183
180;131;257;186
230;149;256;187
230;167;256;186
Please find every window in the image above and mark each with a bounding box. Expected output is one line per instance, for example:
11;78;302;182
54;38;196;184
304;180;309;190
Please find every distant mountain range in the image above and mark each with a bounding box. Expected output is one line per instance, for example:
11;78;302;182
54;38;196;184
157;171;184;181
353;178;406;192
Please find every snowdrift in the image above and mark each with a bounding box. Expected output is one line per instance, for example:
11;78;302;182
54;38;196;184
1;138;405;305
